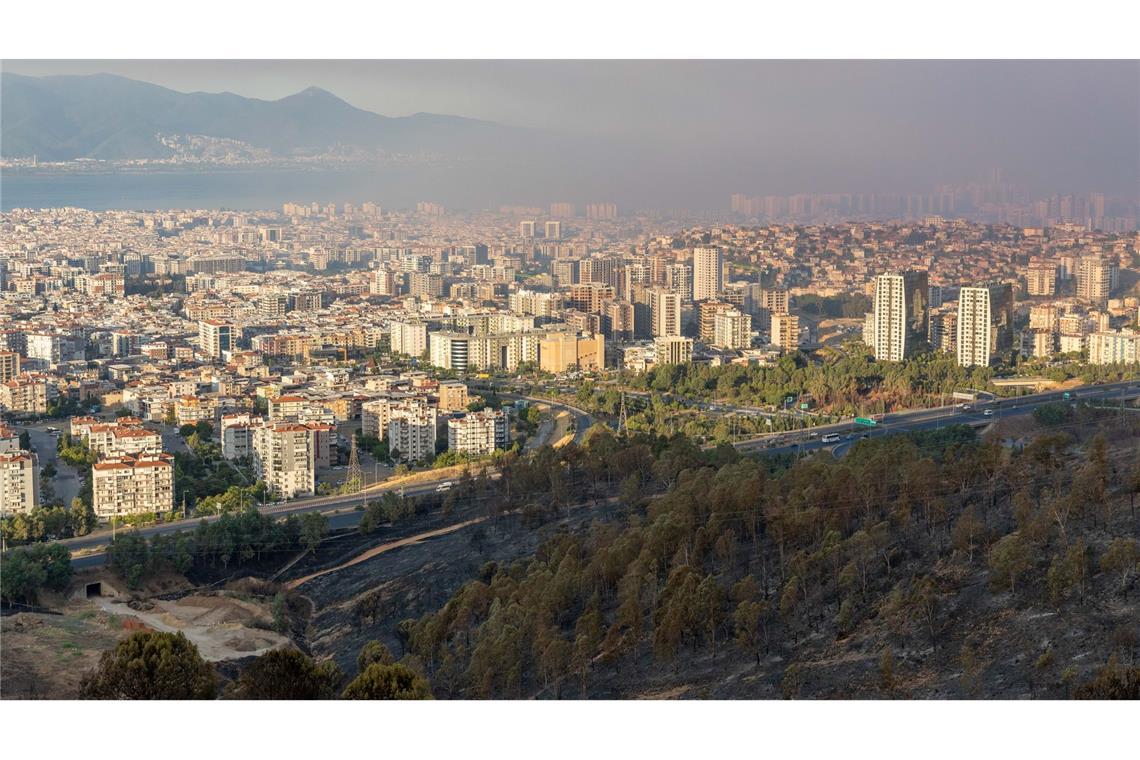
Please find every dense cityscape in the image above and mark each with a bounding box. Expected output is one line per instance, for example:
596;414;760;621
3;193;1140;698
1;55;1138;717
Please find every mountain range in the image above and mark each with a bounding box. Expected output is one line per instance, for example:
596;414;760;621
0;73;530;161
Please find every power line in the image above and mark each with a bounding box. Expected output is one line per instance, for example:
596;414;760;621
344;435;363;494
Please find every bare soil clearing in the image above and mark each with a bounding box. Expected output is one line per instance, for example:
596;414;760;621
89;592;290;662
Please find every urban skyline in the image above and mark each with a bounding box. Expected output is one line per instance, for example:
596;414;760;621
3;52;1139;723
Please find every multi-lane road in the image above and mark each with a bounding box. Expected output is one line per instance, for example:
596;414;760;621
25;380;1140;570
64;477;459;570
57;390;592;570
467;384;595;444
730;379;1140;459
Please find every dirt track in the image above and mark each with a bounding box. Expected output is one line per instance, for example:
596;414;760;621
285;517;488;590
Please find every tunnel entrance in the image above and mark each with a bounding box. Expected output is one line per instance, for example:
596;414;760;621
85;582;102;598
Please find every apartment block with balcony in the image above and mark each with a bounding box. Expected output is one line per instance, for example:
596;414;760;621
447;408;509;456
92;454;174;517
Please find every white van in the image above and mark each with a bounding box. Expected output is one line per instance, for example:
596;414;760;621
821;433;841;444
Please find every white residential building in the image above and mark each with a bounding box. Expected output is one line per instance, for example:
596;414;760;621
713;308;752;350
1076;256;1116;308
429;332;471;372
655;335;694;365
198;319;237;359
389;319;428;357
1087;329;1139;365
361;394;427;438
0;451;39;515
252;423;318;500
220;413;256;460
447;408;509;456
648;288;682;338
92;454;174;517
388;403;438;463
371;268;397;296
693;247;723;302
873;271;929;362
956;285;1014;368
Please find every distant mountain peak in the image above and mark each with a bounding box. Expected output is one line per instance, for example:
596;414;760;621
1;73;528;162
291;85;338;99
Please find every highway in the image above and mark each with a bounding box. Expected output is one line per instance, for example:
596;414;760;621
731;379;1140;459
466;383;596;444
522;395;594;444
34;390;591;570
65;476;460;570
40;380;1140;569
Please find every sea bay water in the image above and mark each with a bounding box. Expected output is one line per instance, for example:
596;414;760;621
0;165;499;212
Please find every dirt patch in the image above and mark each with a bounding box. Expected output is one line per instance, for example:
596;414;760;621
90;591;291;662
1;604;129;699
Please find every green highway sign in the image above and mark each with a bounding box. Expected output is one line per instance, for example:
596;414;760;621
854;417;878;426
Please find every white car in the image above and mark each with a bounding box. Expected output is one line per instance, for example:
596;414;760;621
983;409;994;417
436;481;454;492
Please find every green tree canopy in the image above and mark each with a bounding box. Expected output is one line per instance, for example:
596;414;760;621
357;640;396;671
78;631;216;699
341;662;433;700
0;542;72;604
230;648;341;700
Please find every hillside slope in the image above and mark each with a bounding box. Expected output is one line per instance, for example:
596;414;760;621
1;73;523;160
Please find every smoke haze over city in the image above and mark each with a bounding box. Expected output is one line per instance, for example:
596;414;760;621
4;60;1138;207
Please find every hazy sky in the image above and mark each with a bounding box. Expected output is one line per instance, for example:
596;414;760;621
5;60;1139;197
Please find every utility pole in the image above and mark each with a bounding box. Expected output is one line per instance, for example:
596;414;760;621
618;391;628;436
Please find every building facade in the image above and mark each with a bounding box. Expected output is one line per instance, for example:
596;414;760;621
252;423;318;499
655;335;694;365
713;308;752;350
0;451;39;515
770;313;800;351
91;454;174;517
872;270;929;362
447;408;509;456
956;284;1014;367
648;288;682;338
1088;330;1139;365
693;247;723;302
388;403;438;463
